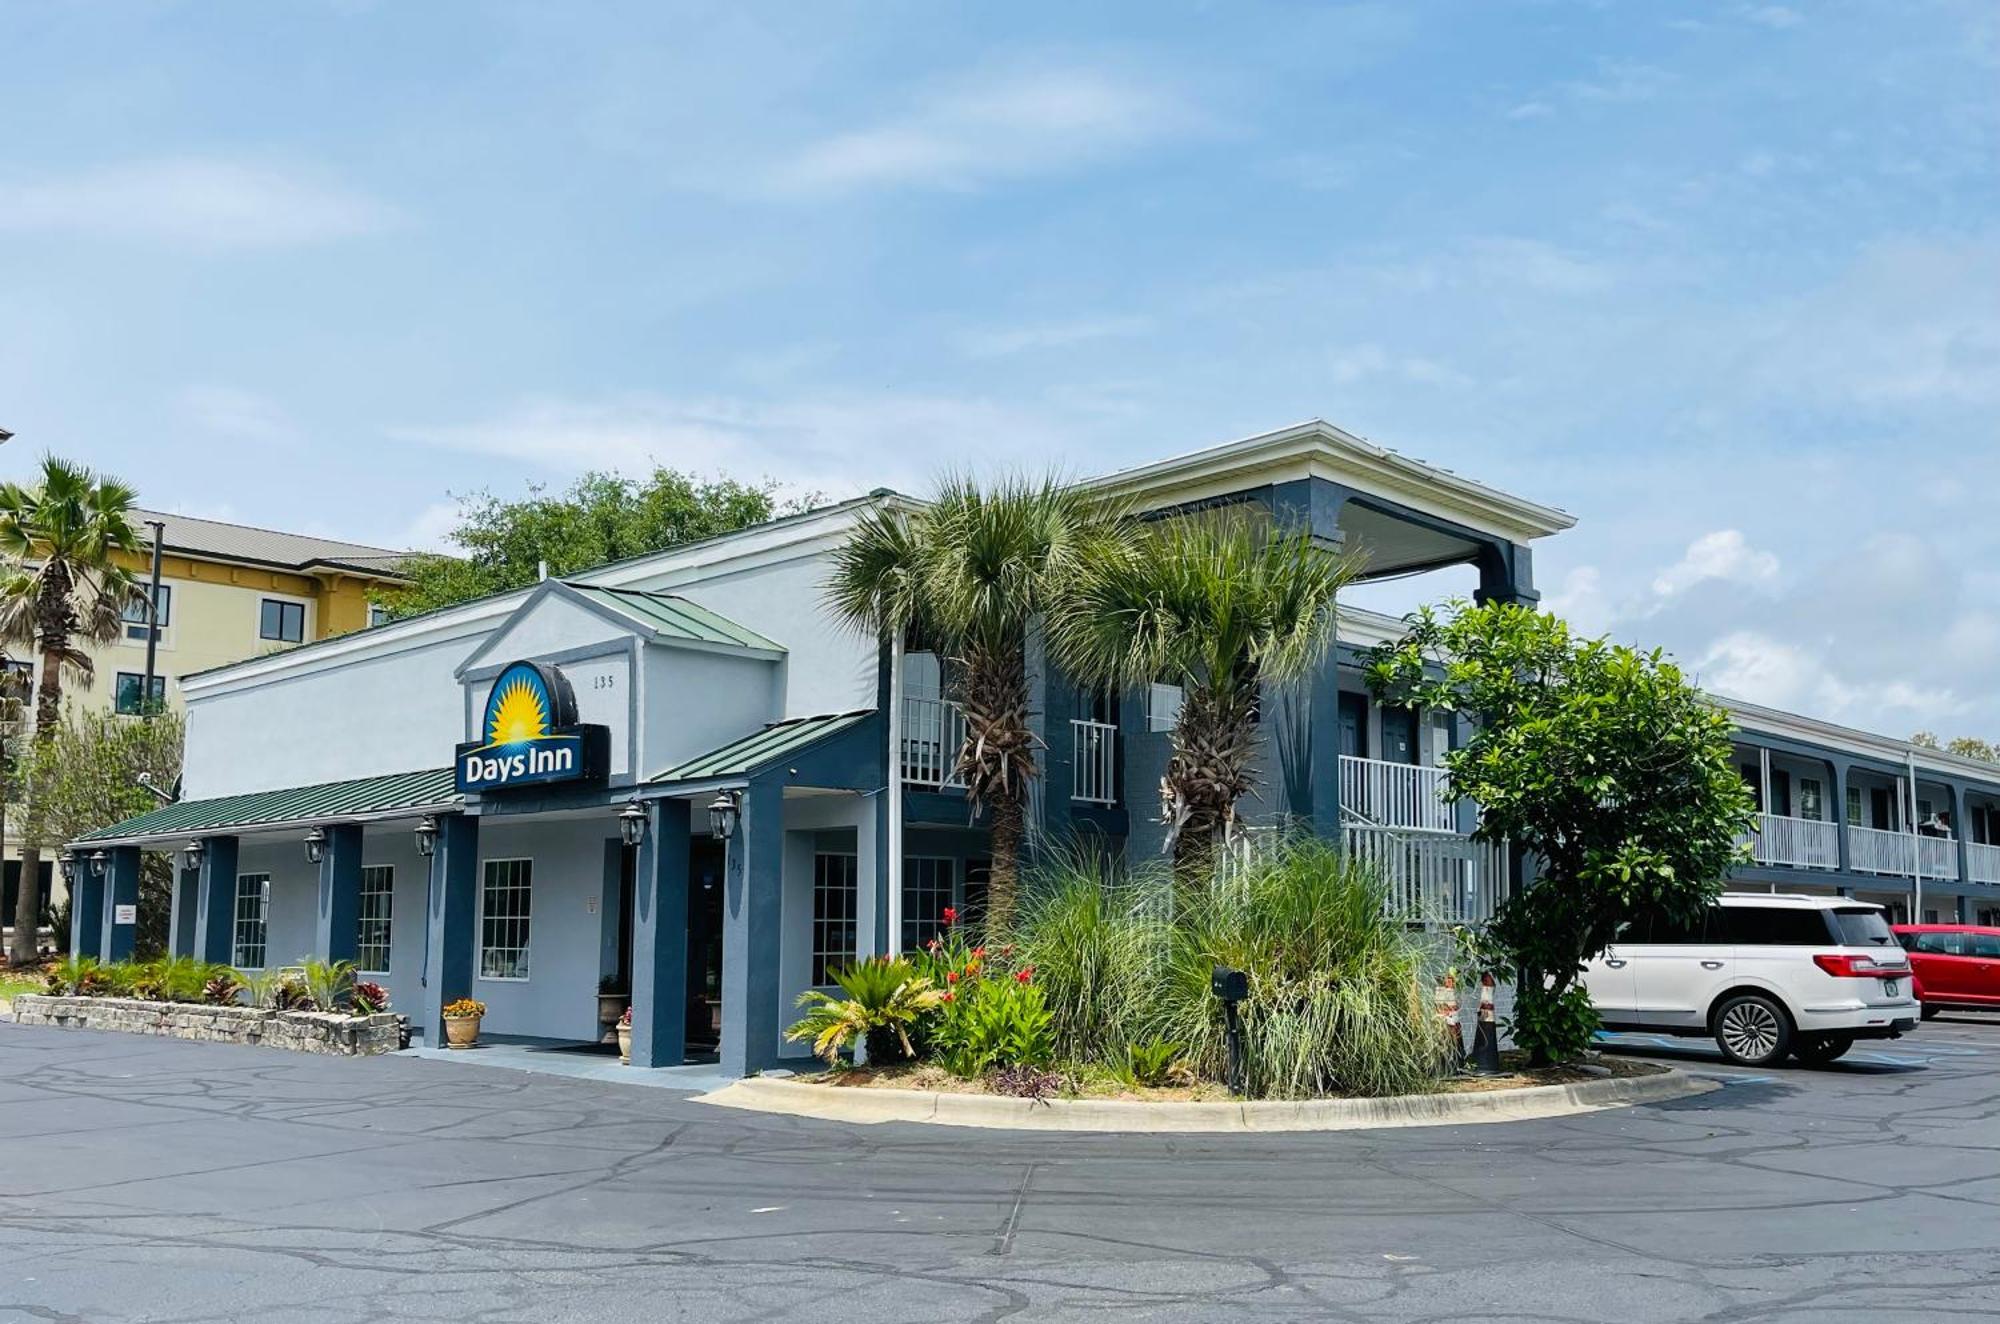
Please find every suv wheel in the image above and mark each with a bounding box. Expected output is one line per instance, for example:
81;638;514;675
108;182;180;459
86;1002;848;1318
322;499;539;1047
1792;1033;1854;1066
1713;994;1792;1067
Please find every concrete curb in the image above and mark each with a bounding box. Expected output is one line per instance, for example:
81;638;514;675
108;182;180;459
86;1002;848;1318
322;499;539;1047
696;1067;1719;1133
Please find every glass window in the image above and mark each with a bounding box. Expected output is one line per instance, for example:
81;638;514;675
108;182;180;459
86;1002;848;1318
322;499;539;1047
1719;906;1835;946
1798;778;1823;822
259;598;305;643
479;859;532;980
1830;908;1896;947
356;865;393;973
902;856;956;952
1847;785;1864;827
811;853;857;985
367;603;391;628
1970;933;2000;959
122;583;172;641
1636;908;1713;945
113;672;167;715
233;873;270;968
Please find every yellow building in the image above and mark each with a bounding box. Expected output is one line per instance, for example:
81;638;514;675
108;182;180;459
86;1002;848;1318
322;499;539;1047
4;511;410;933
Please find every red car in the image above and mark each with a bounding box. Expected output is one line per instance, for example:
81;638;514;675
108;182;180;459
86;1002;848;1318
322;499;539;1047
1893;925;2000;1018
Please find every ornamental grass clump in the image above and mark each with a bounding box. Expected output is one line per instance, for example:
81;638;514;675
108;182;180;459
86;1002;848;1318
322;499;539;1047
1004;853;1164;1066
1154;837;1452;1100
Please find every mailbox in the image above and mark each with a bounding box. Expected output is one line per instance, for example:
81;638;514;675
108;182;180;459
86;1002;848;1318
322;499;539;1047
1211;965;1248;1004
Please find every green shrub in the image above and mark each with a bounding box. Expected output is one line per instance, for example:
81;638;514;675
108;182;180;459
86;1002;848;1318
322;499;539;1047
299;958;357;1012
931;972;1055;1078
45;955;100;996
1005;855;1163;1066
1152;837;1452;1100
786;957;945;1064
1125;1036;1182;1086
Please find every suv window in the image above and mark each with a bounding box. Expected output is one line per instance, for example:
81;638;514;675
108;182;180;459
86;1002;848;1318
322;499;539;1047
1631;910;1713;945
1972;934;2000;959
1906;932;1961;955
1718;906;1835;946
1830;908;1896;948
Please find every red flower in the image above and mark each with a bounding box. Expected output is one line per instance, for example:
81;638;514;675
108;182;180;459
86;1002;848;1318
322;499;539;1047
926;937;941;952
942;991;956;1003
1014;968;1034;984
942;907;958;926
946;970;960;984
972;946;986;958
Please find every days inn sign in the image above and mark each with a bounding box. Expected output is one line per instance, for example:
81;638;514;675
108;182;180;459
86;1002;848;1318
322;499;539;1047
456;660;610;794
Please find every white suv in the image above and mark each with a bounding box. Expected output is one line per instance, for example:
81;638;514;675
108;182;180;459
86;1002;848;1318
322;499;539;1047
1584;893;1918;1067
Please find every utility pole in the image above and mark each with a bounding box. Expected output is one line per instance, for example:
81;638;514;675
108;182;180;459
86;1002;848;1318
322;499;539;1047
141;519;165;717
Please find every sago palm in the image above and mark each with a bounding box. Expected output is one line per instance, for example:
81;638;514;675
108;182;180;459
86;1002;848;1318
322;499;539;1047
827;476;1125;932
1049;511;1363;877
0;457;143;964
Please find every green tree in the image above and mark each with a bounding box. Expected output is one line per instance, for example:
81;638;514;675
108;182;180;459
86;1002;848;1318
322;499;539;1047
826;476;1122;931
1911;731;1998;764
388;468;810;617
27;708;186;957
1368;601;1756;1065
0;458;143;966
1048;513;1362;876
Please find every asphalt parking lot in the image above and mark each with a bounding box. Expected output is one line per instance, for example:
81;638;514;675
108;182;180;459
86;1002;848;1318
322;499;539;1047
2;1015;1998;1323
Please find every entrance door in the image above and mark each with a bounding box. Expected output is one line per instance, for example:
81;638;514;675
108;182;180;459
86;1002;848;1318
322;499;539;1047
1382;707;1420;765
1337;693;1367;759
687;839;725;1050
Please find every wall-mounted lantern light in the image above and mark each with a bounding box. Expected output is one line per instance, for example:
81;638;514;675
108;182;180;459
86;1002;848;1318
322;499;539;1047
88;850;108;879
58;850;77;885
414;814;438;859
303;825;326;865
618;798;648;848
707;791;741;842
182;839;205;871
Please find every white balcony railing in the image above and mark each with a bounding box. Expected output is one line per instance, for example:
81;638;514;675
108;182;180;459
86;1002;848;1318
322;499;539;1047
901;694;966;789
1970;841;2000;886
1071;719;1117;805
1344;822;1510;926
1749;813;1840;870
1339;755;1458;834
1846;824;1961;880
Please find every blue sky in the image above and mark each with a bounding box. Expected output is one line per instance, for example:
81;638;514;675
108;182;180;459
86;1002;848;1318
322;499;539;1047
2;1;1996;737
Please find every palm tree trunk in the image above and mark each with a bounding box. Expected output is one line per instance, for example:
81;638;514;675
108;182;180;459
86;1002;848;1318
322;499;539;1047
1164;683;1257;898
951;637;1038;935
11;642;66;965
985;789;1024;933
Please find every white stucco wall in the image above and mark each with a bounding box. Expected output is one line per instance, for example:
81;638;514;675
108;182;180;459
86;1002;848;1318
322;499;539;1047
775;792;880;1062
469;815;619;1043
639;646;780;779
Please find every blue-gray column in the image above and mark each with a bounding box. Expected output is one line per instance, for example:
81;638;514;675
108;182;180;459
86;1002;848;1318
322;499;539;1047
720;781;782;1077
100;846;141;962
170;861;199;957
1270;477;1351;836
421;814;479;1048
314;823;364;965
1948;781;1971;886
70;855;105;960
630;798;690;1069
1474;542;1538;607
193;836;240;965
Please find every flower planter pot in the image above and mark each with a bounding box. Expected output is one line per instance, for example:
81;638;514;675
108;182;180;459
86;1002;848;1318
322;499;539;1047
598;993;629;1045
617;1023;632;1065
444;1014;481;1049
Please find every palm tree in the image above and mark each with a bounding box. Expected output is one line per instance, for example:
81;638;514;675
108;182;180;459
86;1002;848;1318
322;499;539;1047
827;476;1124;933
0;458;142;965
1049;511;1363;878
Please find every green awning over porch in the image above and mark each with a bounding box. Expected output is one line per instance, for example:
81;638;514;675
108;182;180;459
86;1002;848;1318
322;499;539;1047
652;711;874;784
75;766;461;846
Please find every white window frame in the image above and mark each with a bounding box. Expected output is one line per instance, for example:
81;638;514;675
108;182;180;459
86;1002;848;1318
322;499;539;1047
810;851;858;986
121;581;174;647
356;864;394;975
901;855;957;952
1147;682;1184;733
233;873;271;970
477;858;533;982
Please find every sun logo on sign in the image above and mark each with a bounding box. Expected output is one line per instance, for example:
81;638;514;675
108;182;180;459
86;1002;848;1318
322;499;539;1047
486;673;551;746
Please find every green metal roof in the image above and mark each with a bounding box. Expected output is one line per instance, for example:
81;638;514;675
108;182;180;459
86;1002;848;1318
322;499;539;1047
653;711;873;783
566;584;783;654
76;767;460;844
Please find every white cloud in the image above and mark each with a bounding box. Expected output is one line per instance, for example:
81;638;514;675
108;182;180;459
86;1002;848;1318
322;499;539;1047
1543;565;1611;634
959;315;1152;358
766;67;1193;195
1697;631;1963;725
399;500;463;554
387;390;1079;498
1505;101;1554;121
1652;530;1781;597
1743;6;1805;30
1327;344;1472;389
178;386;300;446
0;157;400;249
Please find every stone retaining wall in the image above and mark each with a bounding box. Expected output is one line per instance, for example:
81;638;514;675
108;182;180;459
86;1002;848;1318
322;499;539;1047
11;995;402;1057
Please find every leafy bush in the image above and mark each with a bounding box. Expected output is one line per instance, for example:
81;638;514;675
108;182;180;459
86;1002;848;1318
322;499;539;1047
45;955;101;996
990;1064;1062;1101
786;957;944;1064
300;958;357;1012
202;971;243;1006
930;972;1055;1078
1125;1036;1182;1087
351;981;390;1015
1152;837;1452;1100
